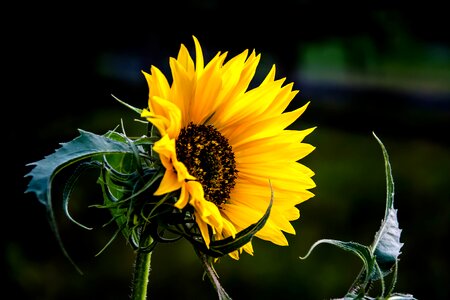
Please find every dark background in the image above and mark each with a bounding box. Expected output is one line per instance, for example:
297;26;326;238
5;6;449;300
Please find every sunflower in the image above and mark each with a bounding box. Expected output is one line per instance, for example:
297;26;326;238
141;36;316;259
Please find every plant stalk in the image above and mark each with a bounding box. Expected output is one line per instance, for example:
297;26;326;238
199;252;232;300
131;250;152;300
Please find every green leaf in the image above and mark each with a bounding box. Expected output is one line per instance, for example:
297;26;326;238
300;239;375;285
300;133;410;299
111;94;143;115
370;133;403;276
97;166;162;246
24;129;134;273
371;208;403;276
372;132;395;218
350;133;404;295
25;129;133;206
63;161;102;230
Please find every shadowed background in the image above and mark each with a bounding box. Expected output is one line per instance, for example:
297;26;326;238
5;6;449;300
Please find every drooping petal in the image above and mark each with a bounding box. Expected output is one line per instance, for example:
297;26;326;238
154;168;182;196
143;96;182;138
186;181;224;248
174;184;189;209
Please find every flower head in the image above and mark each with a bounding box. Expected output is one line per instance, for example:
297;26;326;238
141;36;316;259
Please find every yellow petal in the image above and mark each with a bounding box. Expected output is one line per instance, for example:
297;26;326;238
190;52;226;124
140;109;170;137
176;43;195;73
235;137;316;163
228;250;240;260
220;216;237;239
154;168;181;196
174;184;189;209
210;51;261;128
193;35;205;76
228;192;297;235
195;215;211;248
173;160;196;181
238;162;316;189
169;57;194;126
242;241;254;256
186;181;223;235
231;181;307;208
228;102;311;147
152;134;175;161
219;79;284;129
221;203;289;246
148;96;182;138
147;66;171;102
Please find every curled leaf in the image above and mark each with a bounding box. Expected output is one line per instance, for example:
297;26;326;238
371;208;403;277
24;129;134;273
25;129;133;206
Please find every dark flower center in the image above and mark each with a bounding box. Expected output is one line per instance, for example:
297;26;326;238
176;122;238;206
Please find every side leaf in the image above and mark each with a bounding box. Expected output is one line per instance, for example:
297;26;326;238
371;208;403;277
372;132;395;219
25;129;133;206
300;133;410;299
63;161;102;230
370;133;403;276
300;239;375;285
24;129;134;273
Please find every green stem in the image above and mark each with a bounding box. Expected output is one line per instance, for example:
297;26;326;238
131;250;152;300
